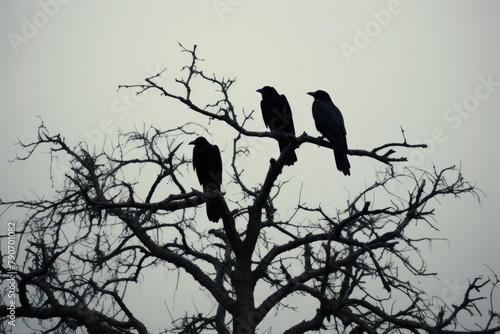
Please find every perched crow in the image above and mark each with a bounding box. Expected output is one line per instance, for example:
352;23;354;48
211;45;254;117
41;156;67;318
257;86;298;166
189;137;223;222
307;90;351;176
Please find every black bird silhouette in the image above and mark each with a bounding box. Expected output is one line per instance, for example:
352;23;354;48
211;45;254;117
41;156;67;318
257;86;298;166
189;137;223;222
307;90;350;176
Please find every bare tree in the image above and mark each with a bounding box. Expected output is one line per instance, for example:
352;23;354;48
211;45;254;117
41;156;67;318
1;44;498;334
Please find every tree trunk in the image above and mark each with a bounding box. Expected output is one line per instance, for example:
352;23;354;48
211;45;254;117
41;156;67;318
231;259;259;334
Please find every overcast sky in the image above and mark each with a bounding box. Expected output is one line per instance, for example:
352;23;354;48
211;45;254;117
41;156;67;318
1;1;499;332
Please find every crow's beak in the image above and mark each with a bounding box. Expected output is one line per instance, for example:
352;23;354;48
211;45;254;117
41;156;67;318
307;92;315;97
256;88;264;94
188;140;196;145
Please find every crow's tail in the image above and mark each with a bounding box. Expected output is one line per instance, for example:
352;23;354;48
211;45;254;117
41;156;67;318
203;185;223;223
334;149;350;176
278;138;298;166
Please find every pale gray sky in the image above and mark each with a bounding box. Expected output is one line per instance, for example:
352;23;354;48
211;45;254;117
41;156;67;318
1;1;499;332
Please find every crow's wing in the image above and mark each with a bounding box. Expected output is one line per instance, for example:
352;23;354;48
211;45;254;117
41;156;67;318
279;94;296;135
209;144;223;190
260;98;274;130
312;99;347;153
193;143;222;189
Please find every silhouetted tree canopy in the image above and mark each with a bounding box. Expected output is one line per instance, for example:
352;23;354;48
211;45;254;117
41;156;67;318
1;44;498;334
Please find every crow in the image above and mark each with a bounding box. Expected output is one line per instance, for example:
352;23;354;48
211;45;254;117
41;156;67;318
307;90;351;176
189;136;223;222
257;86;298;166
